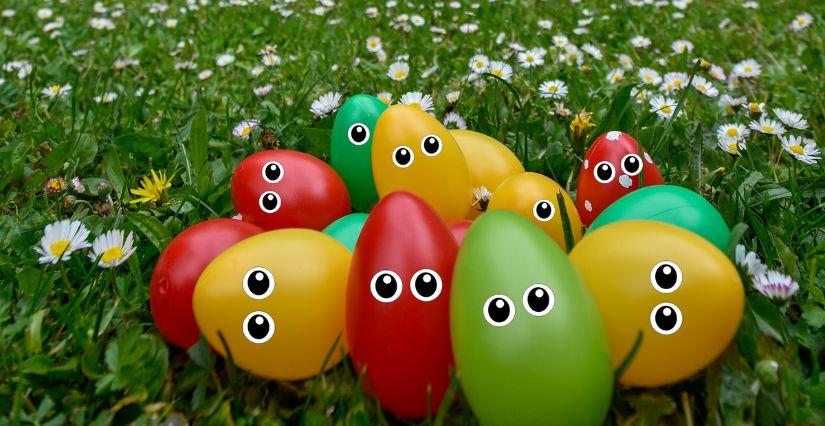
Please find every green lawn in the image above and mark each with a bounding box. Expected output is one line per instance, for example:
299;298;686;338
0;0;823;424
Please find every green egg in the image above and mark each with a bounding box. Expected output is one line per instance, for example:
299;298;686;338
330;94;387;211
322;213;368;252
587;185;730;250
450;210;613;426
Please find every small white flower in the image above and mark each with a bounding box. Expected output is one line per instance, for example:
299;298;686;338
310;92;343;117
618;54;634;70
399;91;434;113
376;92;392;104
790;13;813;32
538;19;553;30
387;61;409;81
469;54;490;73
709;64;726;81
749;117;786;135
250;66;264;77
42;84;71;99
552;34;569;48
94;92;118;104
735;245;767;275
254;84;273;97
692;76;719;97
671;40;693;54
630;35;651;48
90;17;115;30
752;270;799;301
718;94;746;114
216;54;235;67
37;8;53;19
198;69;213;80
517;48;545;68
165;18;177;29
718;138;746;155
649;95;680;119
539;80;568;99
262;53;281;67
661;72;689;92
33;220;92;264
773;108;808;130
89;230;137;268
445;91;460;103
366;36;382;53
781;135;820;165
638;67;661;85
488;61;513;81
443;111;467;130
717;123;749;143
233;120;259;139
606;68;624;84
581;43;603;60
733;59;761;78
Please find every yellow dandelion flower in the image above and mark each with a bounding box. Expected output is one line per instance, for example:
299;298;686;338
130;170;174;204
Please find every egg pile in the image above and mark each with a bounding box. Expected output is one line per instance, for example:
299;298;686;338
150;94;744;425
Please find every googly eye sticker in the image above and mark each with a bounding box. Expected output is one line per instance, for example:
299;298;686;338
483;295;515;327
370;270;403;303
243;267;275;300
392;146;414;168
261;161;284;183
650;261;682;293
243;311;275;343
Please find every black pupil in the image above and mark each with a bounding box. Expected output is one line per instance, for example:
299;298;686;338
247;271;270;296
414;273;437;298
654;264;678;289
261;193;279;210
350;124;367;143
423;136;440;154
264;163;281;181
487;298;510;323
534;201;553;219
654;306;678;331
597;164;613;180
394;148;411;165
527;287;550;312
375;273;398;298
624;156;640;173
247;314;271;340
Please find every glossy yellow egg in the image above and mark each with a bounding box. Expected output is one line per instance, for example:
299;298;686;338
451;130;525;219
372;105;473;221
568;221;744;387
192;229;350;381
487;172;582;249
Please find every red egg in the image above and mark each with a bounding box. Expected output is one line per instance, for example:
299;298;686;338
448;220;472;245
231;150;351;230
150;218;264;349
346;191;457;419
576;131;664;227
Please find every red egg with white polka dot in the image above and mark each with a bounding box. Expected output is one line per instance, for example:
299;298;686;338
231;150;351;231
576;131;664;227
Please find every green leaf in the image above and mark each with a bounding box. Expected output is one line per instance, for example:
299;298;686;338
190;108;208;172
126;212;171;251
103;149;126;196
114;133;170;164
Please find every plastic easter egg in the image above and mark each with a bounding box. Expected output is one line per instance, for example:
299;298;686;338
576;131;663;227
193;229;350;380
231;149;351;231
450;130;524;218
150;219;263;349
372;105;473;221
322;213;369;252
331;94;387;211
487;172;582;249
569;221;744;387
588;185;730;251
451;210;613;426
346;191;457;419
448;220;472;245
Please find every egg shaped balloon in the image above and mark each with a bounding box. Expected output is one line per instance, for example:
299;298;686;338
231;149;351;231
193;229;350;380
450;130;524;218
487;172;582;249
588;185;730;251
569;220;744;387
451;210;613;426
346;191;457;419
331;94;387;211
372;105;473;221
576;131;663;227
447;220;472;245
150;219;264;349
322;213;368;252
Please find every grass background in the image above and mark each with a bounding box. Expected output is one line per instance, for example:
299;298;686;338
0;0;823;424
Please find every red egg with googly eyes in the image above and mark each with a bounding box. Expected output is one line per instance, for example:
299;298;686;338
576;131;664;227
346;191;457;419
231;150;351;231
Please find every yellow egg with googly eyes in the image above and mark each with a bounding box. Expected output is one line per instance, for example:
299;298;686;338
372;105;473;221
487;172;582;249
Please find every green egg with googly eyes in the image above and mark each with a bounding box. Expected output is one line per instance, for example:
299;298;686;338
450;210;613;426
331;94;387;211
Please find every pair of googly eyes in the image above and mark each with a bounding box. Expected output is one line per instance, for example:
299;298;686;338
257;161;285;213
370;269;443;302
242;267;276;344
649;261;683;335
593;154;643;183
483;284;555;327
392;135;443;168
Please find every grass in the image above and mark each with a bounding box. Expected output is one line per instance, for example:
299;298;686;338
1;0;824;424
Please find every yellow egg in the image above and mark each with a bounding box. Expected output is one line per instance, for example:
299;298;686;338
568;221;744;387
451;130;525;219
193;229;350;380
372;105;473;221
487;172;582;249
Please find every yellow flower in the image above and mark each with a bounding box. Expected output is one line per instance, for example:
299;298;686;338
570;110;596;141
130;170;174;204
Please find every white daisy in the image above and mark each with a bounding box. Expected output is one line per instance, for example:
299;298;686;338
671;40;693;54
232;120;259;139
517;48;545;68
446;91;460;103
310;92;343;117
539;80;568;99
254;84;273;97
488;61;513;81
781;135;820;165
89;230;137;268
790;13;813;32
552;35;569;48
749;117;786;135
443;111;467;130
773;108;808;130
649;95;680;119
538;19;553;30
411;15;425;26
376;92;392;104
630;35;651;48
399;92;434;113
735;244;767;276
216;54;235;67
366;36;382;53
638;67;661;85
752;270;799;301
198;70;213;80
692;76;719;97
717;123;749;142
94;92;118;104
661;72;689;92
262;53;281;67
469;54;490;73
581;44;603;60
387;61;409;81
606;68;624;84
33;220;92;264
718;94;746;114
733;59;761;78
42;83;71;99
718;138;746;156
709;64;726;81
618;54;634;70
